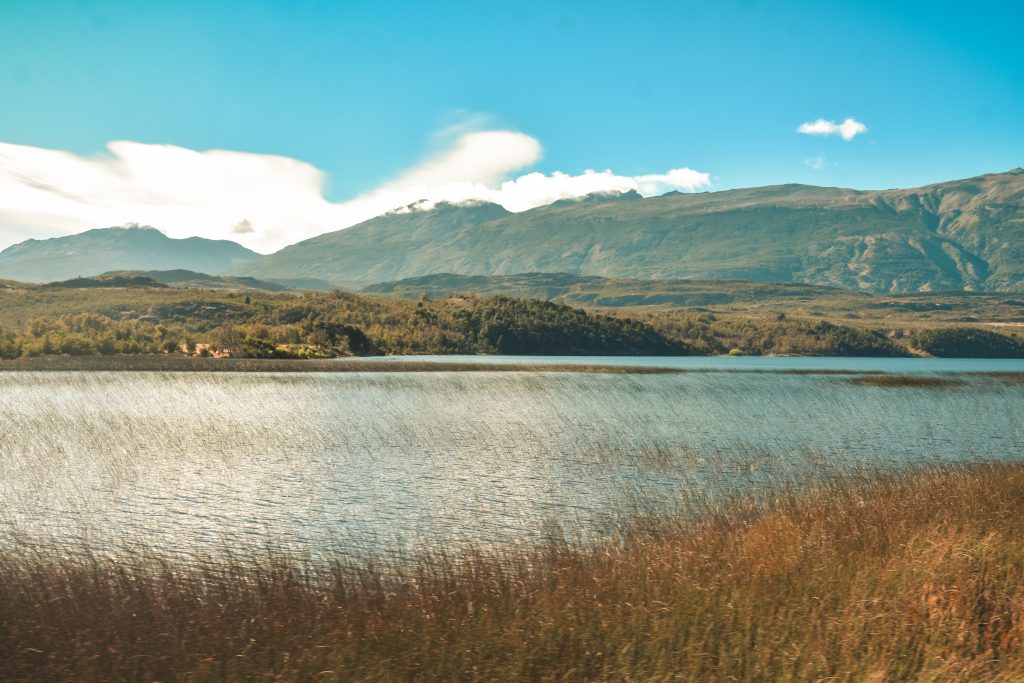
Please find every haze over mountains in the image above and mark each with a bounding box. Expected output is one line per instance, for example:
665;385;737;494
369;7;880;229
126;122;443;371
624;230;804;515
0;226;261;283
1;170;1022;293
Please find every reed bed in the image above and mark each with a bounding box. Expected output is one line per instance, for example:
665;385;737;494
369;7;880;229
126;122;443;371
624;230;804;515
4;463;1024;681
842;374;967;388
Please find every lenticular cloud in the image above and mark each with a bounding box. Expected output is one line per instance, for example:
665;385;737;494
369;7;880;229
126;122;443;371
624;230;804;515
0;131;711;253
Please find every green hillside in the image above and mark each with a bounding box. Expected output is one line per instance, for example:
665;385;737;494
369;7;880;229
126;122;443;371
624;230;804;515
5;276;1023;357
100;269;296;291
0;285;689;358
237;201;511;290
362;272;1024;327
363;272;862;307
239;170;1024;293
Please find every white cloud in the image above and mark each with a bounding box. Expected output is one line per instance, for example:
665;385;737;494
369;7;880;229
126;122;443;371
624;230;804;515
383;130;542;189
479;167;710;212
803;155;826;170
797;118;867;140
0;131;711;253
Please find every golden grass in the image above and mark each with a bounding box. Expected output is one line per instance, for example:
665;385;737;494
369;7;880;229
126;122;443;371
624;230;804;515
4;464;1024;681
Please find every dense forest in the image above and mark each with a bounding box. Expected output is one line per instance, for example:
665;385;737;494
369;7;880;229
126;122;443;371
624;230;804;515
1;281;1022;360
628;310;912;357
910;327;1024;358
0;288;688;359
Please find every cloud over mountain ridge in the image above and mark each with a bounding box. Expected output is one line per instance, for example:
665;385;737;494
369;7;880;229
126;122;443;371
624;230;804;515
0;130;710;253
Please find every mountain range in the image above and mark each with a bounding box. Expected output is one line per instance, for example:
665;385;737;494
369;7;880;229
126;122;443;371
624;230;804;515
240;169;1024;293
1;169;1022;293
0;226;261;283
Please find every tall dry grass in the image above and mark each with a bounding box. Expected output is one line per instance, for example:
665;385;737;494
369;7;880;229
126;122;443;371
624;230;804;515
4;464;1024;681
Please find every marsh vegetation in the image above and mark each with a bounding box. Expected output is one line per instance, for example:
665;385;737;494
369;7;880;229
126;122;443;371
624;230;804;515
5;465;1024;681
1;363;1022;680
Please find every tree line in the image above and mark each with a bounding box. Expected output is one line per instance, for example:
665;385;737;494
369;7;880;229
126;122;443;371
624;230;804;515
0;292;689;359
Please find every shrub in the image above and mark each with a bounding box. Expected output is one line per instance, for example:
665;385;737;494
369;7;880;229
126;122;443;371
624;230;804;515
912;327;1024;358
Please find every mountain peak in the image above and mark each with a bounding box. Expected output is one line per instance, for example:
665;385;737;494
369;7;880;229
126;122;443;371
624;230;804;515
82;224;163;237
236;168;1024;294
0;226;261;283
113;223;160;231
388;199;509;217
551;190;643;207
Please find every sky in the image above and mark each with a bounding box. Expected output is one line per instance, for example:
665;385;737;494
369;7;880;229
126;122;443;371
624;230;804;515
0;0;1022;253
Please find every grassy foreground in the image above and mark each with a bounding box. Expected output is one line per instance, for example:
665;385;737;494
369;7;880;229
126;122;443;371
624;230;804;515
4;465;1024;681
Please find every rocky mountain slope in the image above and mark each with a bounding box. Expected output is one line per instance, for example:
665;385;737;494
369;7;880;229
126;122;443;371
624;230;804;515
239;169;1024;293
4;171;1021;294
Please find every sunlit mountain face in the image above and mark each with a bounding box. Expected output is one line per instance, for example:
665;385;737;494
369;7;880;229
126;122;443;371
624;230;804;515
234;170;1024;294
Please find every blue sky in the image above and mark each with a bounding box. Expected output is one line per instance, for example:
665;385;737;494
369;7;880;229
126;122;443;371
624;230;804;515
0;0;1022;250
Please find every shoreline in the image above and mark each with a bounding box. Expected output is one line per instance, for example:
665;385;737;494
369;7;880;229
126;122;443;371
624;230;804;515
0;354;688;374
0;354;1022;379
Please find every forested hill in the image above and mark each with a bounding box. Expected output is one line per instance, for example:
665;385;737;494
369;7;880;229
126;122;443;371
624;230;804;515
238;169;1024;293
3;280;1022;358
0;287;689;359
363;272;859;308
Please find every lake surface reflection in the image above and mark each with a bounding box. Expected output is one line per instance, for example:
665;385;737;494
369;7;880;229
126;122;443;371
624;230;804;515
1;358;1022;560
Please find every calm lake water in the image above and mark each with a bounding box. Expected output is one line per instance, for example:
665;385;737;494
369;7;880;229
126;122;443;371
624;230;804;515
1;356;1022;560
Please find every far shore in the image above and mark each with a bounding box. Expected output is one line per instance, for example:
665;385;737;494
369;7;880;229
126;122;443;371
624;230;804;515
2;354;1023;380
0;354;689;374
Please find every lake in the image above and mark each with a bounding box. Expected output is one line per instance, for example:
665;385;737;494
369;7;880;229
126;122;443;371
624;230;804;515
1;356;1022;561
